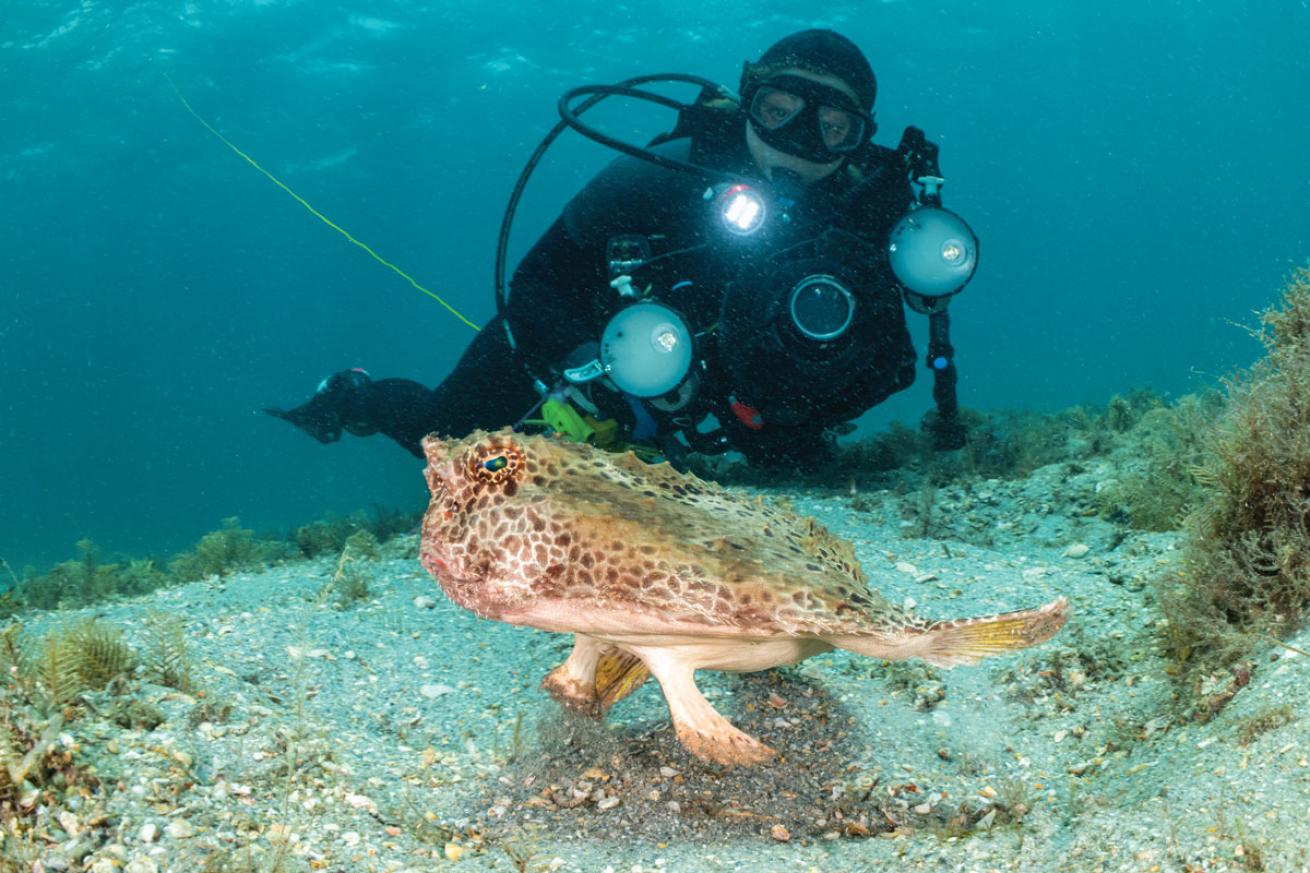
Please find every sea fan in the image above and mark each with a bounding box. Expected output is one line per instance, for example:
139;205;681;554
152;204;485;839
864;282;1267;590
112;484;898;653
142;612;192;693
34;632;82;711
67;618;137;689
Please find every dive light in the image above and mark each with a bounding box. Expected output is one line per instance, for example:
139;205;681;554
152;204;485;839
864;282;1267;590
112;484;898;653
709;183;767;236
886;205;978;300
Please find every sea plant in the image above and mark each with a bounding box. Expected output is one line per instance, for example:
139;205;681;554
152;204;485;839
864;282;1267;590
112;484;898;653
296;507;417;557
5;503;416;617
16;540;117;610
296;514;366;558
0;706;69;821
141;611;193;693
1095;392;1221;531
0;619;137;714
0;620;127;825
1158;265;1310;678
170;517;283;581
65;618;138;689
14;544;169;612
0;559;19;593
318;530;379;609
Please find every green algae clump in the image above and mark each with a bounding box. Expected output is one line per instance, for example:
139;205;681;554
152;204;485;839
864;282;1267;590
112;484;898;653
1160;265;1310;674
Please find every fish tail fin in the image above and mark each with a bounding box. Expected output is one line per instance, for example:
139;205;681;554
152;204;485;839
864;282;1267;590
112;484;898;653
832;597;1070;666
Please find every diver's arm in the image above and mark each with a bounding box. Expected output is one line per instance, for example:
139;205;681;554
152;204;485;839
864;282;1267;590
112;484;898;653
353;378;442;457
263;374;440;457
264;319;541;456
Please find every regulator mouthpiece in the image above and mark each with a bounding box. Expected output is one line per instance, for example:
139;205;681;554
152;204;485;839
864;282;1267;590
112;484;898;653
711;183;767;236
887;206;979;298
600;302;694;397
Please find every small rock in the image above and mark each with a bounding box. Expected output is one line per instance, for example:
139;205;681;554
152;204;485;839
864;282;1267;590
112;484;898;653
57;810;80;837
138;823;158;844
1062;543;1090;559
894;561;918;575
414;595;437;609
420;683;455;699
165;820;194;840
770;824;791;842
658;766;679;778
125;860;158;873
596;796;621;810
346;793;377;811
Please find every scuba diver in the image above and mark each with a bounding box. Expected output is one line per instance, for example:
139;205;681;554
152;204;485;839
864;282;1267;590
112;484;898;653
265;29;978;468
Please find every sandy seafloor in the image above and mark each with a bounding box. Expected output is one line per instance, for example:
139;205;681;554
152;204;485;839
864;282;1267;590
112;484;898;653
14;456;1310;873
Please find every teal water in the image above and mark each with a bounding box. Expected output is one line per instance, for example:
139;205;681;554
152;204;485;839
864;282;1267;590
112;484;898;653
2;1;1307;571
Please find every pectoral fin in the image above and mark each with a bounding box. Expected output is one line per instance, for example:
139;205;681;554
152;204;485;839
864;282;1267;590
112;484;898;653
595;651;651;711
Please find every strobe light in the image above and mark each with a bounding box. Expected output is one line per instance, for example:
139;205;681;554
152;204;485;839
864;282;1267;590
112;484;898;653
599;301;694;397
887;206;979;299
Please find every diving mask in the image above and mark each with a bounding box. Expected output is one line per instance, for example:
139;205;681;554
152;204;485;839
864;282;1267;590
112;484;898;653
746;75;874;163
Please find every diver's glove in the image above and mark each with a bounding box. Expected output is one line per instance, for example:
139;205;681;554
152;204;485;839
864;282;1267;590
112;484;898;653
263;368;372;444
921;408;967;452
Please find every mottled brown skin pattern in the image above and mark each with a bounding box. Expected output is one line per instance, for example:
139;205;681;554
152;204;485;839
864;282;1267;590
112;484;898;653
421;430;911;634
420;429;1070;766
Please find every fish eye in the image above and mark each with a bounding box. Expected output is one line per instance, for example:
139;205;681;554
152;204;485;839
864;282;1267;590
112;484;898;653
472;443;524;485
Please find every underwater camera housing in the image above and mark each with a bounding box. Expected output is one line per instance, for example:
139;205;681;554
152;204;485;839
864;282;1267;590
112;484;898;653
717;229;914;427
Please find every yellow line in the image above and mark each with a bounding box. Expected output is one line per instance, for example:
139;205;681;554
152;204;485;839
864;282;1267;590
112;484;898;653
165;75;480;332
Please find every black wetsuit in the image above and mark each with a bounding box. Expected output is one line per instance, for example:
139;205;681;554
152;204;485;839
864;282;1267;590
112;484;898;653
326;112;919;462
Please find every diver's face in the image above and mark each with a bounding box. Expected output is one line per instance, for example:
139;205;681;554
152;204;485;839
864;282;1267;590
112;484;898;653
745;67;861;184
